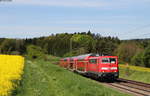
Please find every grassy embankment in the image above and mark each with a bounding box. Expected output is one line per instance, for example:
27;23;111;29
16;56;130;96
119;64;150;83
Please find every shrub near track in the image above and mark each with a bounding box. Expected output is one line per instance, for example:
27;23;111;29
0;55;24;96
119;64;150;83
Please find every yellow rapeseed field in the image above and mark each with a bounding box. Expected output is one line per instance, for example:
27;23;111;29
119;64;150;72
0;55;24;96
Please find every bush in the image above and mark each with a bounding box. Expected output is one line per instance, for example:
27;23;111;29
143;45;150;68
11;51;20;55
131;52;144;67
27;45;45;59
115;42;143;63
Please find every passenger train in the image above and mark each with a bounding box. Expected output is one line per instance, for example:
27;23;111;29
59;53;119;80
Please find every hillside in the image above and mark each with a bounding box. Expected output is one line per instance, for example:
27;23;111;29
15;57;130;96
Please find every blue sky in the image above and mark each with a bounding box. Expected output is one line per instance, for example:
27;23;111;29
0;0;150;39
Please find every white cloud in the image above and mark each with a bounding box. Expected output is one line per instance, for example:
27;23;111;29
6;0;148;10
0;0;145;10
11;0;108;7
1;0;148;9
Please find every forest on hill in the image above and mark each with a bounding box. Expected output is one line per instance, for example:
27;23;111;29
0;31;150;68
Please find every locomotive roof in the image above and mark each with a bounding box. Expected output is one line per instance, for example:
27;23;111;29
77;53;99;57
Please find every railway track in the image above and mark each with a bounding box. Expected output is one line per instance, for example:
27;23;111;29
68;69;150;96
103;78;150;96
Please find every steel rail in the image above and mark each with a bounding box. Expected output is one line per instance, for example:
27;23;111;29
107;83;150;96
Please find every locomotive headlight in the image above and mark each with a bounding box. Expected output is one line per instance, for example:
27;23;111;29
111;67;117;70
101;67;108;70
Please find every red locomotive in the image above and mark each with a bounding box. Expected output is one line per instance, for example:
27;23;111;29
60;53;119;80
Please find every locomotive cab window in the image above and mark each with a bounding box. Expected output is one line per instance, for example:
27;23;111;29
102;58;116;64
89;59;97;64
110;58;116;64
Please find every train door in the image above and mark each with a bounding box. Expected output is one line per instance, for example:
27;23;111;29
89;58;99;72
70;60;74;69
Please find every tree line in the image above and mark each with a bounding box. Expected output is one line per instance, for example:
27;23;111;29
0;31;150;68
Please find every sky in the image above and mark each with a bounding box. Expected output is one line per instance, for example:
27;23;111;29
0;0;150;39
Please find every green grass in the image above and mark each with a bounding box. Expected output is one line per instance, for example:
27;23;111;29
119;66;150;83
15;58;130;96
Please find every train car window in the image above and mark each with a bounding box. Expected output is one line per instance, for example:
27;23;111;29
64;59;67;61
102;58;109;63
110;58;116;63
89;59;97;64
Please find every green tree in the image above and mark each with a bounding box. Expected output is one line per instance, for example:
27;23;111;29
95;36;120;55
131;51;144;67
0;39;16;54
143;45;150;67
27;45;45;59
115;42;143;63
71;34;95;53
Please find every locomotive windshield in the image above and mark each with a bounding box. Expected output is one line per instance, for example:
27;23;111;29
102;58;116;64
110;58;116;63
